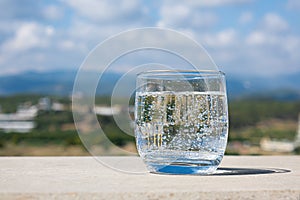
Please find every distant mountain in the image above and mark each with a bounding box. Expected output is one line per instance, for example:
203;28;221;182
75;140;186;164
226;73;300;100
0;70;124;96
0;70;76;96
0;70;299;100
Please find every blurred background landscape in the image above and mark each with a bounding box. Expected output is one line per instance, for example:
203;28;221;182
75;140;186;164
0;0;299;156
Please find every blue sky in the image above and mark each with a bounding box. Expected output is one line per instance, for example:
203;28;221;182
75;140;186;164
0;0;299;77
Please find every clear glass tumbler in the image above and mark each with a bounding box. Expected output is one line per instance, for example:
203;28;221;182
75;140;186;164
134;70;228;174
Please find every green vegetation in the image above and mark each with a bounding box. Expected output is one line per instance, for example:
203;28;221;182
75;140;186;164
0;94;42;113
97;115;135;146
229;99;300;129
0;131;80;146
0;94;299;155
228;99;299;146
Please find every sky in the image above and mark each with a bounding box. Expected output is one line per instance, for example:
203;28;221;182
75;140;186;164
0;0;299;77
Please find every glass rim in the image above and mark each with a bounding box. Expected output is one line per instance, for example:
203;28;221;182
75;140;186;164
137;69;225;77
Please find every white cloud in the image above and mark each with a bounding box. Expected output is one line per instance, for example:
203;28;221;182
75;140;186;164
203;29;238;47
246;31;263;45
159;4;190;26
0;0;299;79
199;29;239;65
2;22;55;52
66;18;130;48
0;20;21;34
43;5;64;20
246;13;290;46
158;3;217;29
239;12;253;24
245;30;292;47
59;40;75;50
241;15;300;76
62;0;143;22
0;0;42;20
286;0;300;10
283;35;300;54
261;13;289;32
246;29;299;51
168;0;253;7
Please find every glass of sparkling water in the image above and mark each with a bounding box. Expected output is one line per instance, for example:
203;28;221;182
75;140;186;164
134;70;228;174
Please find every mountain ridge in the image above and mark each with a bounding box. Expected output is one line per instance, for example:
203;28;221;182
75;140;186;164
0;70;299;100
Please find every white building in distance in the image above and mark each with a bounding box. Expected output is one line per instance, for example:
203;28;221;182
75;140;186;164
0;105;37;133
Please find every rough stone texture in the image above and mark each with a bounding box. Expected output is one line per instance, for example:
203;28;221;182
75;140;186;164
0;156;299;200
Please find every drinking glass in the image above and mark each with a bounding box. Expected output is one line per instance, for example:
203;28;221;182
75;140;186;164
134;70;228;174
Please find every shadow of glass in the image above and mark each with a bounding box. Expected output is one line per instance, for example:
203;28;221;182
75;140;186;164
211;167;291;176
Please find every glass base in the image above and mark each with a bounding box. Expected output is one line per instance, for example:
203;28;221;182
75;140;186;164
146;159;220;175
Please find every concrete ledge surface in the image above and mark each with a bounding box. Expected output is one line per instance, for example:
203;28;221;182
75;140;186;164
0;156;299;200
